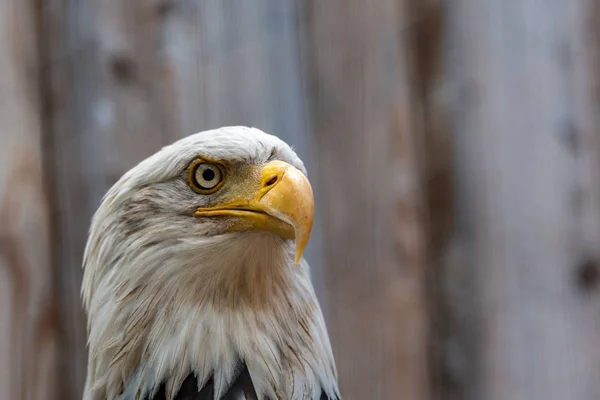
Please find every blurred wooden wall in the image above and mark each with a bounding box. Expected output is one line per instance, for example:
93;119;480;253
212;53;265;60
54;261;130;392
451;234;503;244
1;0;600;399
0;0;59;399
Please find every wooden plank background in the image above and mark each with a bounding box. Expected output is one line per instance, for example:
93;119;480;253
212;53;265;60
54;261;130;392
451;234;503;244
0;0;59;398
1;0;600;399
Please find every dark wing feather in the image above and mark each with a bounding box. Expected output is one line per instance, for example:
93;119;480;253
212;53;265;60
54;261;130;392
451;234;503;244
148;374;212;400
148;365;257;400
146;364;336;400
221;365;258;400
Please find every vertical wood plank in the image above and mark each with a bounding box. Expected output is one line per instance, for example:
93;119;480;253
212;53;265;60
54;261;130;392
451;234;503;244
447;0;600;399
402;2;453;399
0;0;59;399
298;1;430;398
40;0;181;397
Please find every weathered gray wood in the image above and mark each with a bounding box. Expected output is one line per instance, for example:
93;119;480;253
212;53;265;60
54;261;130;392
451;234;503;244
298;1;431;398
447;0;600;399
0;1;59;399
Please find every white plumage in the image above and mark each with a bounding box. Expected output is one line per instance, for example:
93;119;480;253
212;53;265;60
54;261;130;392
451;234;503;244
82;127;339;400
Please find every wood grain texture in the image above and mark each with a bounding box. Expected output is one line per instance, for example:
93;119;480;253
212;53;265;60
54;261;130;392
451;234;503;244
402;2;453;399
447;0;600;399
0;1;59;399
298;1;430;398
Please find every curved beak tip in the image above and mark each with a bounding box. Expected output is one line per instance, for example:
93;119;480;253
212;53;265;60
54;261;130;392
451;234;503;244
294;198;314;264
259;162;314;264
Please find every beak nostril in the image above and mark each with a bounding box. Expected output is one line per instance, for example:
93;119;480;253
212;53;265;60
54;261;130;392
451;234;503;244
266;176;278;187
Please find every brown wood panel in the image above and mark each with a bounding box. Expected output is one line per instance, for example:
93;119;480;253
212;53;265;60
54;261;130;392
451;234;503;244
0;1;60;399
402;2;453;399
298;1;431;398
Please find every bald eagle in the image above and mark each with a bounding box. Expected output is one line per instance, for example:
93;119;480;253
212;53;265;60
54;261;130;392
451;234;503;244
81;127;340;400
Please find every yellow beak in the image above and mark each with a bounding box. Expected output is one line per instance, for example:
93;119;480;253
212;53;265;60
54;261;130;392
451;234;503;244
194;160;314;264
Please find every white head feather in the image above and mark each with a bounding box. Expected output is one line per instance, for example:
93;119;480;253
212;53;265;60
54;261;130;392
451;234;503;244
81;127;339;400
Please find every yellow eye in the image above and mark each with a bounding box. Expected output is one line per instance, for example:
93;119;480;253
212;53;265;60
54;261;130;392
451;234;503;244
188;160;225;194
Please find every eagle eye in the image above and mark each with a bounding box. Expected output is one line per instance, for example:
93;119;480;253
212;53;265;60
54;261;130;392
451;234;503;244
188;160;225;194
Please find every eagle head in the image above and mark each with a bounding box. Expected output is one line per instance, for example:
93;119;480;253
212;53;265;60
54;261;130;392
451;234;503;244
82;127;339;400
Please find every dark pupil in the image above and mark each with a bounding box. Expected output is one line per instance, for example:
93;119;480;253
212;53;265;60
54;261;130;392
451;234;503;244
202;168;215;181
